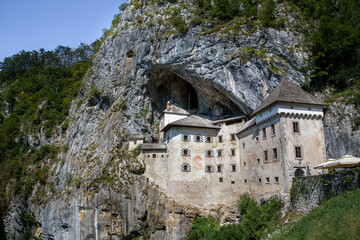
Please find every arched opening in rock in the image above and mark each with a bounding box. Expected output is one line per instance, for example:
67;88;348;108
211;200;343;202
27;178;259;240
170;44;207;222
146;66;243;119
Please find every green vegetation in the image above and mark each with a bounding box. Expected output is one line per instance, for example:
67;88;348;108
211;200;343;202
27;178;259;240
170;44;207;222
287;0;360;111
0;44;93;224
188;195;283;240
272;189;360;240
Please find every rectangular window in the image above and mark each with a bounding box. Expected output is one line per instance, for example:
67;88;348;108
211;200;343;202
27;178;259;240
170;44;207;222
257;158;260;163
205;150;213;157
218;136;223;143
262;128;267;139
152;154;156;158
231;149;236;156
293;122;299;133
243;162;246;166
271;124;276;136
295;146;302;159
183;165;188;172
206;136;212;143
256;137;259;142
205;165;213;173
218;150;223;157
232;165;236;172
264;150;268;162
217;165;222;172
259;178;262;183
231;181;235;184
219;177;223;182
183;149;188;156
274;177;279;183
231;134;236;141
244;179;247;183
183;135;189;142
266;177;270;183
273;148;278;160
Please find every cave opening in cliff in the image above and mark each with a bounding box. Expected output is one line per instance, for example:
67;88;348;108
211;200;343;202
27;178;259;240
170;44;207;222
147;66;242;119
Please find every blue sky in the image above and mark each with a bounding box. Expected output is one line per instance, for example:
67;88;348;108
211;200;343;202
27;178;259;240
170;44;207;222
0;0;127;62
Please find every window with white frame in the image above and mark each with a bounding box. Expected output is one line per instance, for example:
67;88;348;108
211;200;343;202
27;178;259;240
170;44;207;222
205;165;214;173
205;150;214;157
181;164;191;172
194;135;201;142
266;177;270;183
181;149;191;156
217;165;222;172
206;136;214;143
217;150;223;157
274;177;279;183
181;134;190;142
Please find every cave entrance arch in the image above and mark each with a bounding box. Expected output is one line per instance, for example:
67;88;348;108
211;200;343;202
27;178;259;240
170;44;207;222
147;66;243;119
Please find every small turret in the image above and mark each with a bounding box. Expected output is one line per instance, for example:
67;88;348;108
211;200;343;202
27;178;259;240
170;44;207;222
166;101;171;111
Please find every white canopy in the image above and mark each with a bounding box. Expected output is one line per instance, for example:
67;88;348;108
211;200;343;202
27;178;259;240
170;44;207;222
314;155;360;169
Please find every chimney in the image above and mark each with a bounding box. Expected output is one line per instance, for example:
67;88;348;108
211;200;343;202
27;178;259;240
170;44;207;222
166;101;171;111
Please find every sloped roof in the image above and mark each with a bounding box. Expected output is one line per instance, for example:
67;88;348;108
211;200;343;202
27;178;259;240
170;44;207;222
162;105;189;115
253;80;325;115
236;117;256;134
161;115;220;132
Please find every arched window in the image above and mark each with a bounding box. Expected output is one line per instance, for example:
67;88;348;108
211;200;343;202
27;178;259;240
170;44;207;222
295;168;305;177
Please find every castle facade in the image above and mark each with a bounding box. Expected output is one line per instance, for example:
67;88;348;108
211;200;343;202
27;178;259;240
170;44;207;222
140;80;326;207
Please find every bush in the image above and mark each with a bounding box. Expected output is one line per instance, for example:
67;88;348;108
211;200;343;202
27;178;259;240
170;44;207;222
187;195;283;240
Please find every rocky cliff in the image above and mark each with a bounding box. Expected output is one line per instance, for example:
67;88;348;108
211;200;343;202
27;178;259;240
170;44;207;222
3;0;359;239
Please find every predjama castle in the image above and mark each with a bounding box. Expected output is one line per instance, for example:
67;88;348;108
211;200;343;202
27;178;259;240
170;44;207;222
134;80;326;207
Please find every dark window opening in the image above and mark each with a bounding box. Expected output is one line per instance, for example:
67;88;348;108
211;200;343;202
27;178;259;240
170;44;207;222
195;135;201;142
231;181;235;184
244;179;247;183
266;177;270;183
262;128;267;139
273;148;278;160
153;154;156;158
231;134;236;141
183;135;189;142
295;168;305;177
293;122;299;133
218;136;223;143
271;124;276;135
231;149;236;156
243;162;246;166
232;165;236;172
259;178;262;183
217;165;222;172
264;150;268;162
218;150;223;157
274;177;279;183
257;158;260;163
295;146;302;159
206;136;212;143
219;177;223;182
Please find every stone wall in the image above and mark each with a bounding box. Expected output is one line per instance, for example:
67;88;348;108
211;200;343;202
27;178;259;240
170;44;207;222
291;168;360;213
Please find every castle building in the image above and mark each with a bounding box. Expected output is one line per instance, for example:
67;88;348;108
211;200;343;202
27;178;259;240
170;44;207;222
141;80;326;207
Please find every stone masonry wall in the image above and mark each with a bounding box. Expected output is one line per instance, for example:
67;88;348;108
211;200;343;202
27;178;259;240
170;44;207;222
291;168;360;213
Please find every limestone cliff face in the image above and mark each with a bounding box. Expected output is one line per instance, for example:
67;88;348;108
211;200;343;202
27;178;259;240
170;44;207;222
3;0;359;239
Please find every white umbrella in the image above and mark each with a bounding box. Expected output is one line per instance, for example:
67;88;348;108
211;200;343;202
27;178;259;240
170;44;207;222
334;155;360;168
314;158;338;169
314;155;360;169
